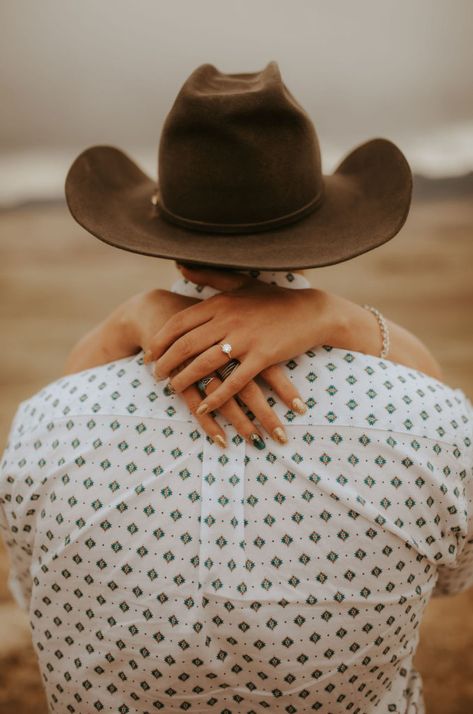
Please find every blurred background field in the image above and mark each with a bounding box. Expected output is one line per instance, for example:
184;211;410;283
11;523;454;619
1;1;472;712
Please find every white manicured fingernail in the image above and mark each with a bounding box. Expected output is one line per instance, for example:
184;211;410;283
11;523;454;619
213;435;227;448
273;427;288;444
292;398;307;414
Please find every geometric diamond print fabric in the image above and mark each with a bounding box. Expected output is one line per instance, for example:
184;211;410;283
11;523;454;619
1;272;472;713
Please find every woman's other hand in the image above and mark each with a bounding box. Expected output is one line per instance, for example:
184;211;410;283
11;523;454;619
133;290;302;448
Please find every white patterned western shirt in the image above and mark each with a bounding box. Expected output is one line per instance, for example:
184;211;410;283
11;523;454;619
1;271;472;714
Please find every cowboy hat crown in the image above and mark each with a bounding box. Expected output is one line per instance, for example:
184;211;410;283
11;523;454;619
157;61;324;233
65;61;412;270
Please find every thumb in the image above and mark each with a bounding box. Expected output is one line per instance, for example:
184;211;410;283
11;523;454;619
176;263;253;292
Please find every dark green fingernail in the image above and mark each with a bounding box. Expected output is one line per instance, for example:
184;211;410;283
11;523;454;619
250;433;265;450
164;382;175;396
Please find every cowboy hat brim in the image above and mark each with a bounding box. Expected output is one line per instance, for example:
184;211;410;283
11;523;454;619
64;138;412;271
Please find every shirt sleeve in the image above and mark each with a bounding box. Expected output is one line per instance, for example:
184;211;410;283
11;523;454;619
433;400;473;597
0;501;32;611
0;405;35;612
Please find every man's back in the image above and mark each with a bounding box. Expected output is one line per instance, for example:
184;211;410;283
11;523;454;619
1;331;472;713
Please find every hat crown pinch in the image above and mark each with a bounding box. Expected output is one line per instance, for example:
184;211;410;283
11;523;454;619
157;62;323;232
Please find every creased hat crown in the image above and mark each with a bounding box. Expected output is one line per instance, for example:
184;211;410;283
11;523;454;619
156;61;324;232
65;59;412;269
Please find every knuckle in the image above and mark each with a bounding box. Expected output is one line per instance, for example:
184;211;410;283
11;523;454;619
167;312;183;335
195;352;215;373
178;333;193;359
230;369;248;388
260;364;278;379
142;288;166;309
229;317;245;333
253;345;271;363
148;288;167;302
148;332;164;352
215;292;230;307
207;294;225;311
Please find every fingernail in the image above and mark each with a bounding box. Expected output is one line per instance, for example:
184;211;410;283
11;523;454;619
272;427;288;444
213;434;227;449
249;433;265;450
143;350;153;364
163;382;175;396
196;403;209;416
292;397;307;415
154;369;166;381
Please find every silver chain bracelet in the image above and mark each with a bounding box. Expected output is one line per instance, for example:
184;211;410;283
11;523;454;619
362;305;390;359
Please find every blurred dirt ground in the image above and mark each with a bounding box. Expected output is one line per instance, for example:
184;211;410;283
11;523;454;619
0;192;472;712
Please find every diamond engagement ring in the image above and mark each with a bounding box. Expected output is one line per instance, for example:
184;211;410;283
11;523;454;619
220;342;233;360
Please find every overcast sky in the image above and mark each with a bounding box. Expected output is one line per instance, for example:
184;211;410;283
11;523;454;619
0;0;472;203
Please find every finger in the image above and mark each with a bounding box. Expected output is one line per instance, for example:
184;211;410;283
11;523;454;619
167;346;235;393
164;356;193;383
204;377;266;450
259;365;307;414
145;301;215;362
176;263;252;292
237;380;288;445
194;358;260;415
179;383;227;448
154;324;225;379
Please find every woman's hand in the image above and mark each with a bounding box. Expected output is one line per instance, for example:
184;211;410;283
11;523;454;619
144;265;349;415
133;291;303;448
64;288;300;449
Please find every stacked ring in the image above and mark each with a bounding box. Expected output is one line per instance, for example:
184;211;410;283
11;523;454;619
197;375;215;395
216;359;240;381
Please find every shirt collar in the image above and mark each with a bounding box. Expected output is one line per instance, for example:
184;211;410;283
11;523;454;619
171;269;310;299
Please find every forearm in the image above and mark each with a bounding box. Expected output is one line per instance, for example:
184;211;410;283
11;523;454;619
64;290;198;376
323;292;442;380
64;301;140;375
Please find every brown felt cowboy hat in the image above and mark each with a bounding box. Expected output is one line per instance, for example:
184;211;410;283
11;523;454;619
65;61;412;270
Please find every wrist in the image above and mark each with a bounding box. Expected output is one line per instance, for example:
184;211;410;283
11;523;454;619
305;289;353;349
335;299;387;356
313;291;380;355
323;293;352;349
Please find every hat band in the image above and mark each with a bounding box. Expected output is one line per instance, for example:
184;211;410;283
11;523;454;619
154;186;325;234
